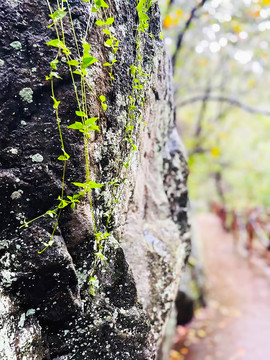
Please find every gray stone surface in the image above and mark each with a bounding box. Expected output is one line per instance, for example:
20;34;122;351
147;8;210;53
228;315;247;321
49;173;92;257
0;0;190;359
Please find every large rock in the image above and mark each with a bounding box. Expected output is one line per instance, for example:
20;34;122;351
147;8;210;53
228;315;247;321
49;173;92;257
0;0;190;359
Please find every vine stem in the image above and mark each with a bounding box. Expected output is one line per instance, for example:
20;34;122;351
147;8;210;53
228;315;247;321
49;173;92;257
22;0;153;294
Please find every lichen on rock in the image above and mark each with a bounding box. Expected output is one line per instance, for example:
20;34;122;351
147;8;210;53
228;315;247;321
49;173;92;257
19;87;34;104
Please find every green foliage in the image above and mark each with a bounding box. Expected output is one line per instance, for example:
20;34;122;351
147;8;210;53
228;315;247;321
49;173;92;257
49;8;67;21
73;181;104;189
20;0;154;295
95;17;114;26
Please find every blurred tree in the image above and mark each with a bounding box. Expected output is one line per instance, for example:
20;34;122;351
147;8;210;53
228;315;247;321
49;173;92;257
160;0;270;212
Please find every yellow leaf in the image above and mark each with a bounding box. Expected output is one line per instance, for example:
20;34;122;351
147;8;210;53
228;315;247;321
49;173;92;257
233;23;242;33
176;9;183;17
210;148;221;157
180;348;189;355
163;14;173;28
170;350;182;360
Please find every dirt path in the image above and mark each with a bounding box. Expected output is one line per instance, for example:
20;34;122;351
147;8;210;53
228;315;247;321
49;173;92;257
171;213;270;360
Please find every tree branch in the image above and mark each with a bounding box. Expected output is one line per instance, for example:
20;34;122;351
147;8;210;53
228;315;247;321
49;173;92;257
172;0;208;70
178;95;270;116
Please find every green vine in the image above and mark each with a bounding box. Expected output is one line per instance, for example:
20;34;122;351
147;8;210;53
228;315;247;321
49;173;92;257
20;0;155;296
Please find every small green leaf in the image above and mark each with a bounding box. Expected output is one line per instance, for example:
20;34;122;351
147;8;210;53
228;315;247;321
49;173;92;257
85;117;99;126
46;39;64;48
50;59;59;70
95;0;109;8
75;111;86;117
104;39;113;47
52;97;60;109
82;55;98;68
103;29;111;35
87;181;104;188
70;202;75;209
89;124;100;131
102;103;107;111
50;71;62;79
106;17;114;25
58;199;69;208
139;12;149;21
95;20;106;26
83;42;91;53
46;210;56;218
62;47;70;55
67;59;80;66
137;0;144;12
103;62;111;66
49;9;67;21
68;121;84;130
73;182;87;188
99;95;106;102
73;181;104;189
58;151;70;160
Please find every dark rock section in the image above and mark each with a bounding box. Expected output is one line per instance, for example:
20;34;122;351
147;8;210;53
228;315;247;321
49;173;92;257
0;0;189;359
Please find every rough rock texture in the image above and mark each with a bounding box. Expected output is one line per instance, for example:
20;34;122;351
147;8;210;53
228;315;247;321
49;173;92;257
0;0;190;359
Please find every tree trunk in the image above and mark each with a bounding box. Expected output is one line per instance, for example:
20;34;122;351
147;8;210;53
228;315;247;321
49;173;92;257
0;0;190;359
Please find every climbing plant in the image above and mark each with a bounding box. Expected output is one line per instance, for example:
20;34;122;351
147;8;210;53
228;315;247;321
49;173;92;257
20;0;157;295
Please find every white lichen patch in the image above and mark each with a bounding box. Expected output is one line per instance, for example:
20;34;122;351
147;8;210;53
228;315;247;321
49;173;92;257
10;41;22;50
11;190;23;200
19;87;33;103
0;59;4;67
25;309;35;317
1;269;17;288
9;0;20;8
18;313;26;328
30;153;43;162
9;148;18;155
116;94;127;107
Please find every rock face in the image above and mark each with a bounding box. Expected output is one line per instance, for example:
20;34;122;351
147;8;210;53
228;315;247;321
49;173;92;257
0;0;190;359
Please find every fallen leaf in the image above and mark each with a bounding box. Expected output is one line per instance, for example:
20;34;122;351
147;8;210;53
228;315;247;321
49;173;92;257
180;347;189;355
170;350;183;360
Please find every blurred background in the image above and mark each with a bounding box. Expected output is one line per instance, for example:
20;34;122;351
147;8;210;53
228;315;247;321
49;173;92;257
158;1;270;359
